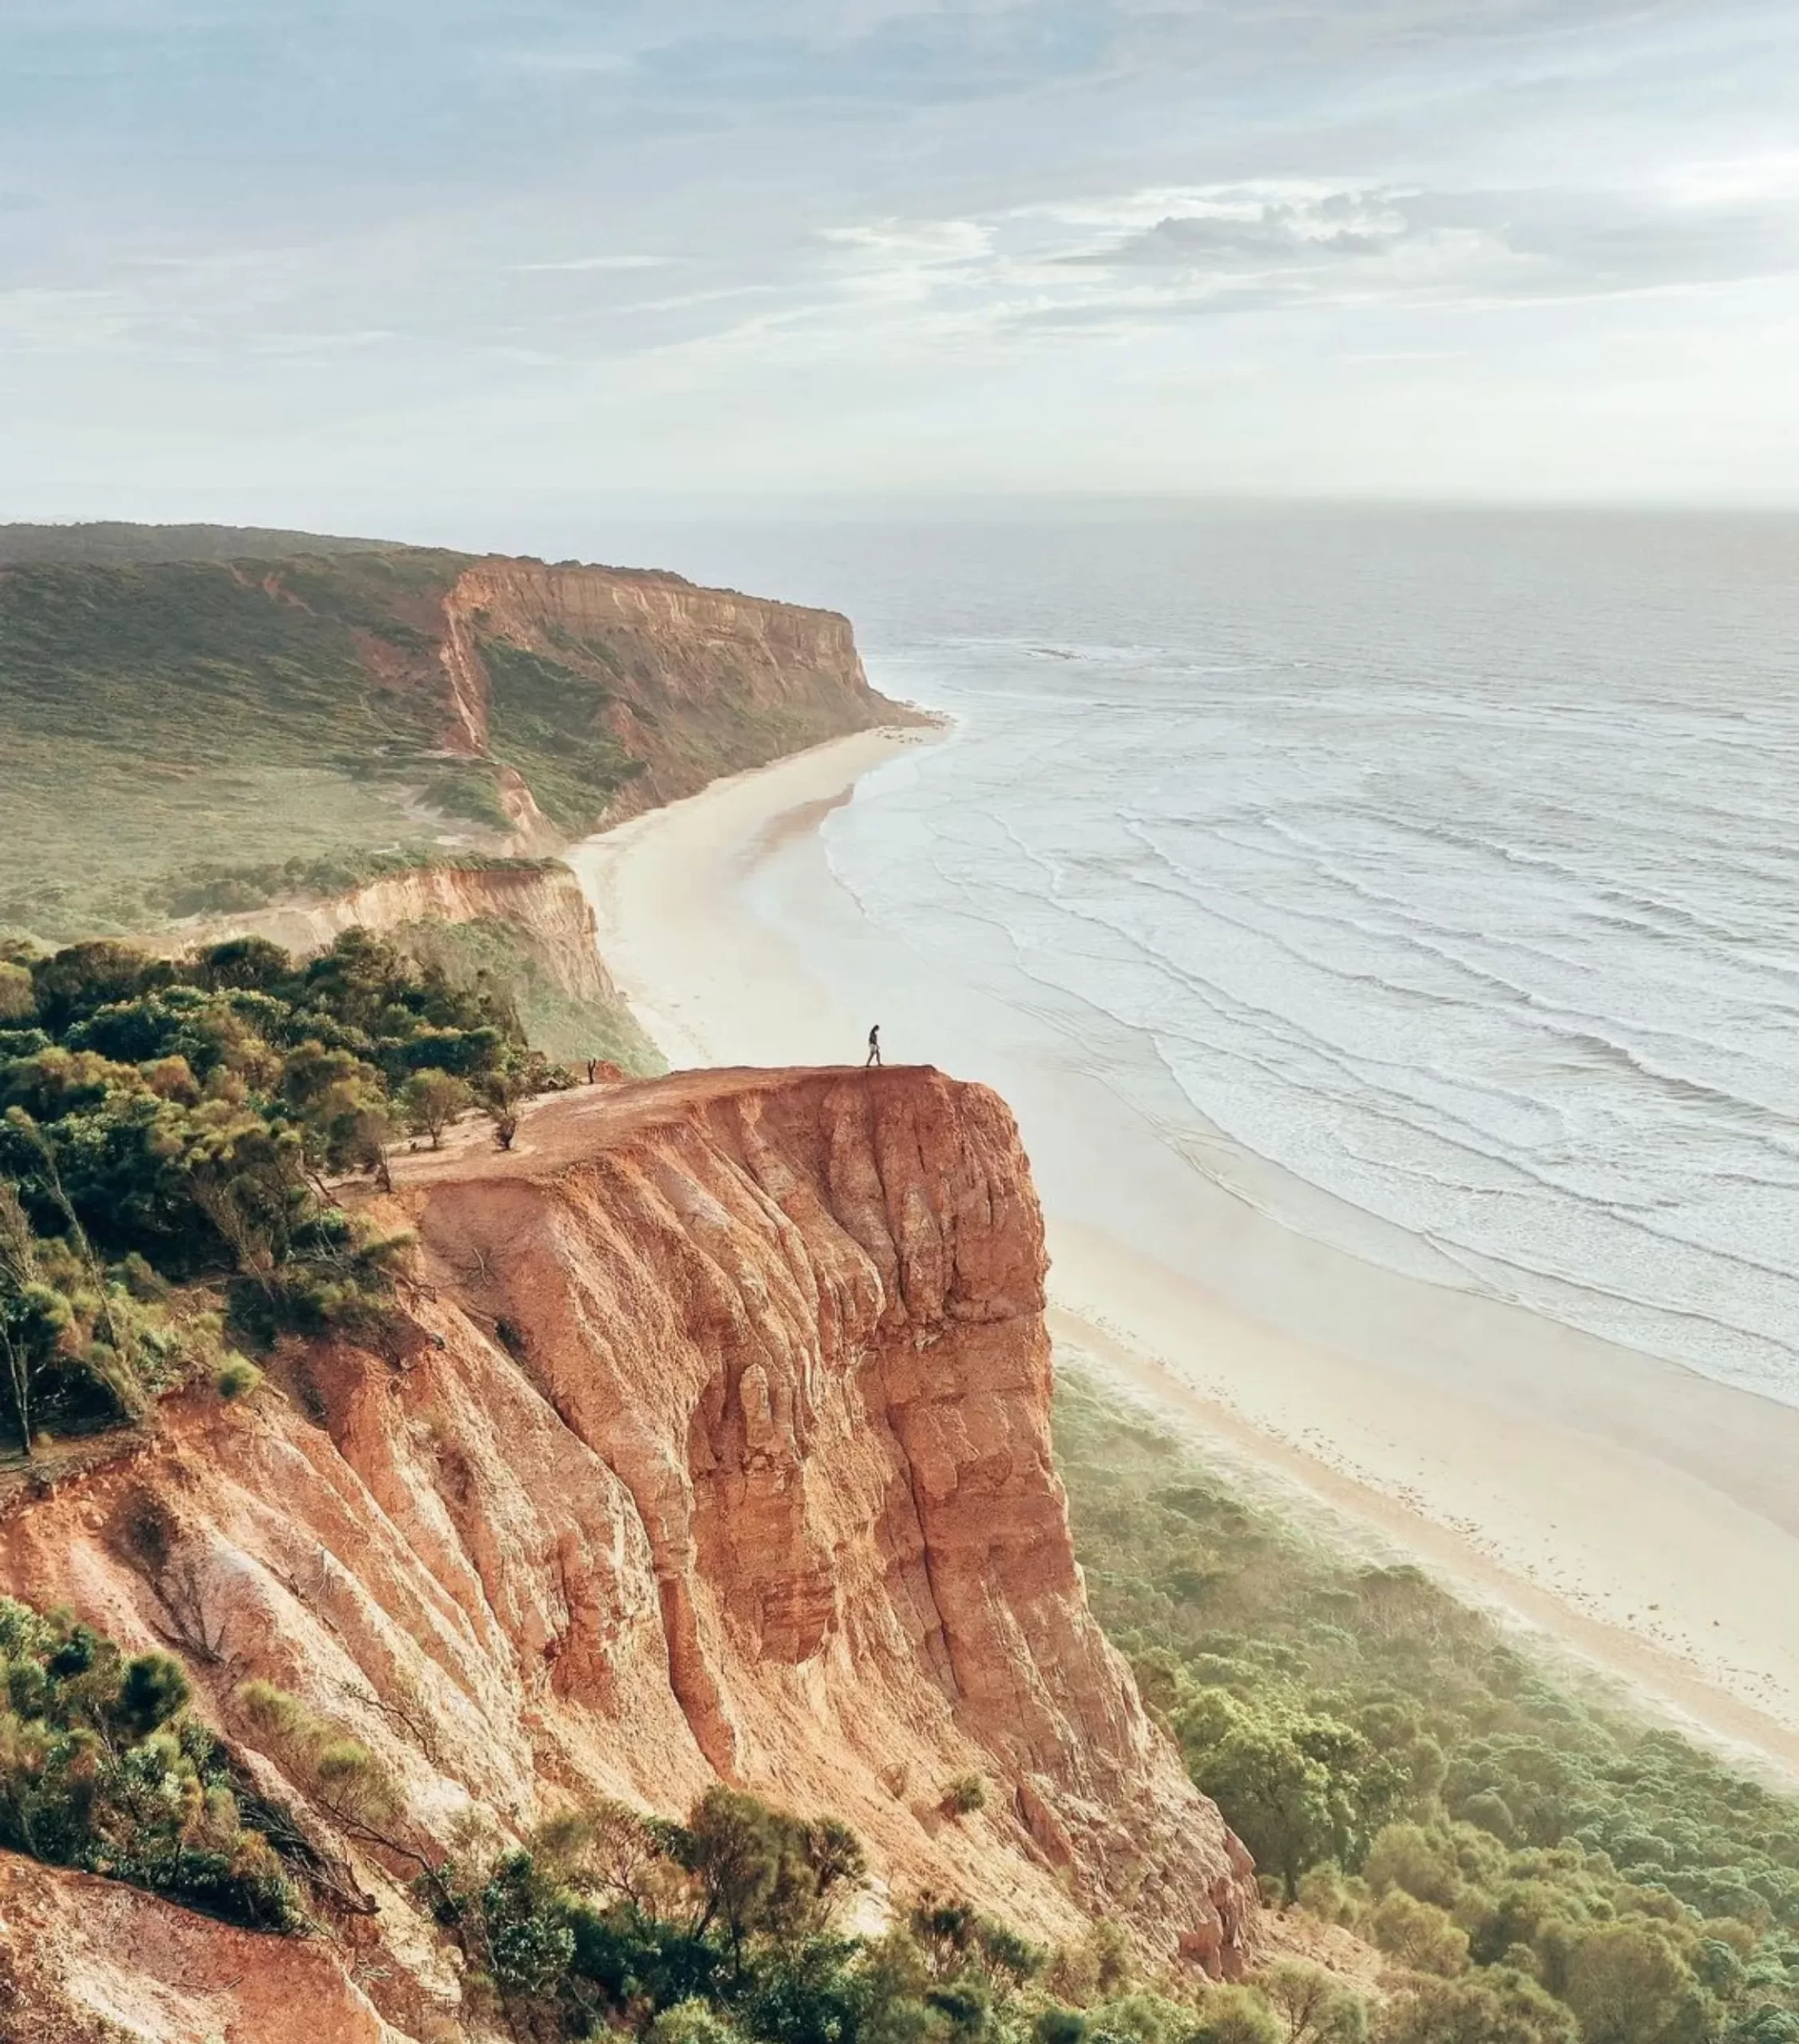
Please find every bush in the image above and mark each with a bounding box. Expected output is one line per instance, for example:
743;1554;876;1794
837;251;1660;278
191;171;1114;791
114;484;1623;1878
1261;1960;1369;2043
235;1679;398;1836
0;1594;299;1927
941;1773;989;1818
649;1999;746;2044
1189;1984;1282;2044
214;1357;263;1401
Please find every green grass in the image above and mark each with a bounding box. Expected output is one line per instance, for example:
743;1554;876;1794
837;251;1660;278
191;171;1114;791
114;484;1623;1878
0;521;404;567
0;553;489;941
480;637;646;835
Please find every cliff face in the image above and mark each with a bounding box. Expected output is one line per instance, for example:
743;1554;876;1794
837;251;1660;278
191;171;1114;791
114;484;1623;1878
439;556;905;817
0;1068;1254;2040
0;1853;407;2044
0;537;908;948
188;859;616;1003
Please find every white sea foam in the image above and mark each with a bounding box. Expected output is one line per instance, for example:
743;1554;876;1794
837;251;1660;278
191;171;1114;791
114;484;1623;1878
628;508;1799;1401
753;511;1799;1402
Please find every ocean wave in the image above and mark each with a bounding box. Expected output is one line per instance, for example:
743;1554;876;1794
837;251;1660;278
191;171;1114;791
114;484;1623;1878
822;565;1799;1400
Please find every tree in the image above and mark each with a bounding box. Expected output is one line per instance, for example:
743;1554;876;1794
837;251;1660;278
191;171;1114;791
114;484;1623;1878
1376;1971;1579;2044
1563;1925;1690;2044
398;1068;472;1150
1262;1960;1369;2043
28;941;168;1033
1179;1691;1401;1903
190;936;292;993
481;1071;525;1151
670;1786;865;1963
1370;1890;1468;1976
0;1181;57;1449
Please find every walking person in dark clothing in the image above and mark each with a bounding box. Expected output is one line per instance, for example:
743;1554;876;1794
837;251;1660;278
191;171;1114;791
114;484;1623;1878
866;1024;882;1068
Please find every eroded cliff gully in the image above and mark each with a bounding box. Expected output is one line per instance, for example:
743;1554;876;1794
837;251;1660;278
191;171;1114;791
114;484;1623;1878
0;1067;1255;2041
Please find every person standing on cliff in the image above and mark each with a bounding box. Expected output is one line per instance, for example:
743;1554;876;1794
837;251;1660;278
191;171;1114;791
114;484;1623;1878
866;1024;882;1068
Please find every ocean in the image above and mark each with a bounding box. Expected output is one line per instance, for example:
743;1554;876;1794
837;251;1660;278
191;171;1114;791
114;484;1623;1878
611;506;1799;1404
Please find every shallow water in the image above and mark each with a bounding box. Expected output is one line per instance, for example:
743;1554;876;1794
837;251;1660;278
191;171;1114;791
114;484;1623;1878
610;506;1799;1401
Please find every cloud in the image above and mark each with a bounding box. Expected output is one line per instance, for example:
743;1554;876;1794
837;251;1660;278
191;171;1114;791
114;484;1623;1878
1063;179;1799;304
513;255;676;272
3;0;1798;500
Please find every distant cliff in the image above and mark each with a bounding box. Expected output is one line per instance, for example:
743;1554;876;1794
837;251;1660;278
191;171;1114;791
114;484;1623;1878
0;1068;1256;2041
0;535;910;949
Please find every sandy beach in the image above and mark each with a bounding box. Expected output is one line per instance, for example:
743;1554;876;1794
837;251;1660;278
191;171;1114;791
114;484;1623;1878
572;727;1799;1780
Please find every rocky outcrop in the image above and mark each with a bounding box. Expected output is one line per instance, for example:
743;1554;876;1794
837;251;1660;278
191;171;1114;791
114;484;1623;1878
0;1068;1256;2037
0;1852;408;2044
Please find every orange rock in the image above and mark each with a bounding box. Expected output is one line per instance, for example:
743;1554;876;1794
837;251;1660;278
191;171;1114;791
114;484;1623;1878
0;1066;1257;2036
0;1852;409;2043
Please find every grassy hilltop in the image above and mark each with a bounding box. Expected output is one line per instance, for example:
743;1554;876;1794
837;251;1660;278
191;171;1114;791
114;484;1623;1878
0;521;403;567
1;537;572;942
0;521;889;951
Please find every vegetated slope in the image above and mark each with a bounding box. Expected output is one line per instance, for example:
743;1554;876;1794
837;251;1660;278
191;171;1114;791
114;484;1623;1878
0;521;404;566
0;535;904;946
1055;1369;1799;2044
0;1066;1257;2042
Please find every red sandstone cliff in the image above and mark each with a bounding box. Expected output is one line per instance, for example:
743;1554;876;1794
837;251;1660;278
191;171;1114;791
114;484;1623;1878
438;557;908;814
168;554;913;1008
0;1068;1254;2041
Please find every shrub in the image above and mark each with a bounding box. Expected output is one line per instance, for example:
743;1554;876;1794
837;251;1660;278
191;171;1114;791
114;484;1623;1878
0;1594;299;1928
941;1773;989;1818
214;1357;263;1401
648;1999;746;2044
1189;1984;1282;2044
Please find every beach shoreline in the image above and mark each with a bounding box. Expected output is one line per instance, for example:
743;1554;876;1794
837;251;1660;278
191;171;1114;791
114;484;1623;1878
570;726;1799;1783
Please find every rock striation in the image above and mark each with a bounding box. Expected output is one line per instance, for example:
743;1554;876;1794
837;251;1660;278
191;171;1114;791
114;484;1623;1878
0;1068;1256;2038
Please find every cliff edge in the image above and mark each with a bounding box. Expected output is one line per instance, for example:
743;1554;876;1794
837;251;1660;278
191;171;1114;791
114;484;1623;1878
0;1068;1254;2040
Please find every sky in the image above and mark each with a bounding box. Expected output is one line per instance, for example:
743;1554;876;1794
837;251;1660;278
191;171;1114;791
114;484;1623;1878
4;0;1799;523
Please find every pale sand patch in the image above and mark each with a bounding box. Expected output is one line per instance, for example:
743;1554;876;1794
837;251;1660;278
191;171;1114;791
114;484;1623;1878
570;728;1799;1780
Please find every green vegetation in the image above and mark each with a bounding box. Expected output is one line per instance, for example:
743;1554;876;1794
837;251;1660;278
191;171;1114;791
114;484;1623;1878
0;928;569;1449
941;1773;990;1820
1055;1369;1799;2044
0;522;403;567
0;1594;301;1927
481;636;648;834
0;550;484;940
395;913;664;1074
0;547;656;945
406;1785;1264;2044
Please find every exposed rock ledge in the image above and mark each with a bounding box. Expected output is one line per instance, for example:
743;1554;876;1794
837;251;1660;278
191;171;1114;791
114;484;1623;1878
0;1068;1256;2039
182;858;616;1004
